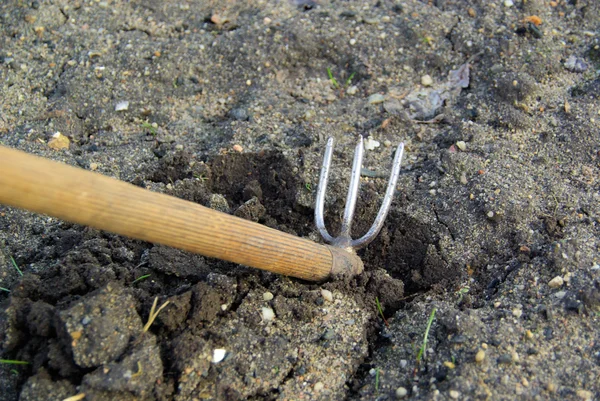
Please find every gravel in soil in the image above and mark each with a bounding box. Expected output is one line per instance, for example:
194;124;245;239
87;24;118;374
1;0;600;400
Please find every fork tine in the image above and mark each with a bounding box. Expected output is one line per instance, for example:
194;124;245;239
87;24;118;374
351;142;404;249
314;137;335;244
338;136;364;244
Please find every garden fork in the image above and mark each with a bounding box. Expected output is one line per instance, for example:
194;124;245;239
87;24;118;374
315;136;405;251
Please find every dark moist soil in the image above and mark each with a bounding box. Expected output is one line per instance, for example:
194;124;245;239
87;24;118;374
2;0;600;400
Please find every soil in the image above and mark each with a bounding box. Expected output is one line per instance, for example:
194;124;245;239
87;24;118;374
1;0;599;400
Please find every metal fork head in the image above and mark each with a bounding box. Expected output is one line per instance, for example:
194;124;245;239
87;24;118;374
315;136;404;251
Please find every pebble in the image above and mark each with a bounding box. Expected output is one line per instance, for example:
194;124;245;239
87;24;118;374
576;389;593;400
368;93;385;104
443;361;456;369
548;276;564;288
497;354;512;364
475;349;485;362
229;108;248;121
400;359;408;368
89;162;98;171
511;351;519;362
346;85;358;95
212;349;227;363
504;0;514;7
232;144;243;153
314;382;324;391
48;132;70;150
349;38;356;46
115;100;129;111
321;289;333;302
421;74;433;86
395;387;408;398
456;141;467;151
554;290;567;299
261;307;275;321
512;308;522;318
263;292;274;301
449;390;460;399
364;136;380;150
564;55;589;73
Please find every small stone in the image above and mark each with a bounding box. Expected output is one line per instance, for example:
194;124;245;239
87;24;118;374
349;38;357;45
460;173;468;185
554;290;567;299
263;292;274;301
475;349;485;362
497;354;512;364
48;132;70;150
395;387;408;398
504;0;514;7
368;93;385;104
232;144;243;153
89;162;98;171
263;17;272;25
443;361;455;369
261;307;275;322
346;85;358;95
364;136;380;150
547;382;558;393
304;109;316;120
449;390;460;399
321;289;333;302
512;308;523;318
525;330;534;339
576;389;593;400
115;100;129;111
548;276;564;288
511;351;519;362
212;349;226;363
221;304;228;311
456;141;467;151
564;100;571;114
399;359;408;368
314;382;324;391
421;75;433;86
383;140;392;147
564;55;588;73
229;108;248;121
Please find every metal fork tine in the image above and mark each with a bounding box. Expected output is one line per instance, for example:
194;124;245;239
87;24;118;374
314;137;335;244
351;142;404;249
338;136;364;246
315;136;405;252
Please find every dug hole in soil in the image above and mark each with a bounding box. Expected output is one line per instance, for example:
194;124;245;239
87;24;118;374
1;0;600;400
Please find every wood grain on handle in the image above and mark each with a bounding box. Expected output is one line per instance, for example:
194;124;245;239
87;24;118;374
0;146;363;281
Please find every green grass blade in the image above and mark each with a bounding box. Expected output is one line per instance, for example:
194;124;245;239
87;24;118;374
0;359;30;365
9;256;23;277
131;274;151;285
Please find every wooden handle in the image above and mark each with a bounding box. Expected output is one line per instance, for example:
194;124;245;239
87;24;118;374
0;146;363;281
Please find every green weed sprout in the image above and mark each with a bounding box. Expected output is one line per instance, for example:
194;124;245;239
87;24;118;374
416;307;437;362
0;359;29;365
375;297;388;327
9;256;23;276
327;67;339;89
132;274;151;285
